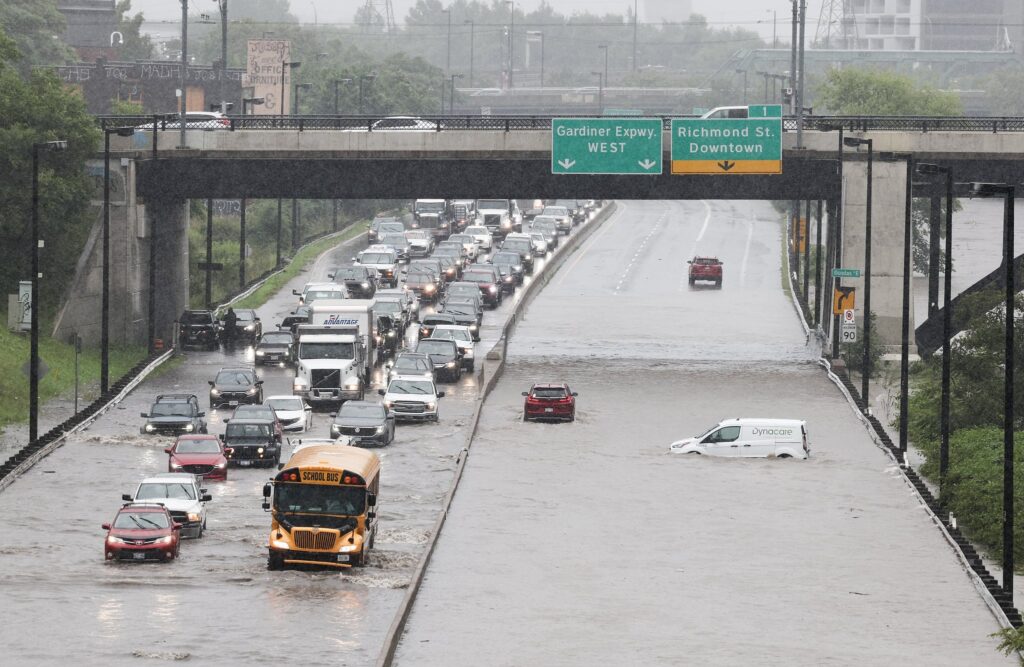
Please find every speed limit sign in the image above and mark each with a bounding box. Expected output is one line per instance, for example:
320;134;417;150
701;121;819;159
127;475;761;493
841;309;857;342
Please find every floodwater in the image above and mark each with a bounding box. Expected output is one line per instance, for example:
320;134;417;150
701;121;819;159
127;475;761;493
395;200;1013;665
0;215;577;665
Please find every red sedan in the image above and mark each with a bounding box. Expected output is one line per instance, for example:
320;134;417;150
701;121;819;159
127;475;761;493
103;503;181;562
522;383;578;422
165;434;229;480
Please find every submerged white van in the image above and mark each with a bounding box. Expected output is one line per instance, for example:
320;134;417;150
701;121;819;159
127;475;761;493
669;418;809;459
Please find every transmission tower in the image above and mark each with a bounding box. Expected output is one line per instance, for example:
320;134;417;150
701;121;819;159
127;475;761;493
815;0;858;49
360;0;396;34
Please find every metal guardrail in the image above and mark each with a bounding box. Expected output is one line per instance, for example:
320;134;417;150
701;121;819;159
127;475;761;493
96;114;1024;134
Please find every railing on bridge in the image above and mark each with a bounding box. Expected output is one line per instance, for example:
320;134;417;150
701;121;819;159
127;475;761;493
97;114;1024;134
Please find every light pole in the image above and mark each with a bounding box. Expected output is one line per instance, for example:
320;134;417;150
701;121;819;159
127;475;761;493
334;78;353;114
756;70;770;103
527;31;544;88
242;96;264;115
796;0;807;148
358;74;375;114
632;0;638;72
30;139;67;442
178;0;189;149
844;136;874;411
280;60;301;115
970;182;1015;597
214;0;228;113
443;7;451;80
591;71;603;114
102;127;134;394
293;82;311;115
464;20;475;87
449;73;463;113
505;0;514;89
598;44;609;98
735;68;748;105
917;162;953;484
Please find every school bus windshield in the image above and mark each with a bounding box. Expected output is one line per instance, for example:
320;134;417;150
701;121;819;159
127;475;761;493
274;483;365;516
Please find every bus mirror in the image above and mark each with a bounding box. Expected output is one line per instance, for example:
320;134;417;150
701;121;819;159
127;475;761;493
261;502;270;511
262;483;271;498
277;463;284;471
367;493;377;507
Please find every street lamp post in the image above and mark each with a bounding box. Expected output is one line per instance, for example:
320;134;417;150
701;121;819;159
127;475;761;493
632;0;638;72
242;97;264;115
464;20;475;87
505;0;515;89
294;82;311;115
916;163;953;482
818;124;845;358
102;127;133;394
215;0;228;113
358;74;375;115
30;140;67;442
970;182;1016;597
280;60;301;115
592;71;603;114
443;7;451;80
528;31;544;88
844;137;873;410
178;0;189;149
334;78;352;114
449;73;464;114
735;68;748;105
599;44;609;102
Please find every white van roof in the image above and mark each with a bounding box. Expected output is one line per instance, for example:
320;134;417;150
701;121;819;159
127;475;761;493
719;418;805;428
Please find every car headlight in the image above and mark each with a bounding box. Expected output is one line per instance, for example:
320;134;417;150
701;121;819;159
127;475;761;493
210;389;221;396
256;350;265;356
504;276;513;282
339;544;358;553
184;424;194;432
384;400;395;408
244;325;254;331
376;425;386;434
145;424;155;433
374;335;383;344
488;286;497;293
445;361;456;368
158;535;174;545
271;539;290;550
293;379;308;391
257;447;264;454
361;282;369;288
330;425;340;436
514;265;522;271
464;349;474;357
187;512;201;522
171;462;182;468
446;268;455;275
424;284;435;292
107;536;125;544
425;402;436;411
344;382;361;390
246;387;258;395
215;463;226;469
469;324;478;331
387;331;396;338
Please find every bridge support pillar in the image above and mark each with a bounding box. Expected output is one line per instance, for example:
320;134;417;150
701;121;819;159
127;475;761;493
841;160;909;351
146;197;191;347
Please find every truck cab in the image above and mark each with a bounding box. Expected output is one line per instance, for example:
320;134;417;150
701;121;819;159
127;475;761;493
292;333;365;404
412;199;450;240
475;199;520;238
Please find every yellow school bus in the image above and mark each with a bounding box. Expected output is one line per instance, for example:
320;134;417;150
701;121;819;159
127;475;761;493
262;445;380;570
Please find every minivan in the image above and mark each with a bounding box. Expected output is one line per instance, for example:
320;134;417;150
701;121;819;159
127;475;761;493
669;418;809;459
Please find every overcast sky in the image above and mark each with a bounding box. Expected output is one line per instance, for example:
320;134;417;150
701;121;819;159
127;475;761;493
132;0;790;41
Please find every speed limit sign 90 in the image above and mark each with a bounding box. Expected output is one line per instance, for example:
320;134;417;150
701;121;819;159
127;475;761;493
841;309;857;342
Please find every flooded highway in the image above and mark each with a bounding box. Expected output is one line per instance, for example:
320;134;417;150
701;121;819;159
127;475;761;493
395;200;1013;665
0;212;586;665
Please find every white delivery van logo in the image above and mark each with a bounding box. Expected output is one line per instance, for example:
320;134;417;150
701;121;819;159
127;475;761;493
322;315;359;325
752;427;794;436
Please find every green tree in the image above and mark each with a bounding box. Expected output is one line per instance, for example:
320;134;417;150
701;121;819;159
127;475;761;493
980;66;1024;115
0;29;100;317
815;67;963;116
0;0;74;74
114;0;153;61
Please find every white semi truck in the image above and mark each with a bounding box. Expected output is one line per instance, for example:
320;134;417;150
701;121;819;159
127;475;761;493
292;299;376;404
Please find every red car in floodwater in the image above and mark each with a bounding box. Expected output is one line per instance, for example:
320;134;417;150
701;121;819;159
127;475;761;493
103;503;181;562
165;434;229;480
687;256;723;287
522;383;578;422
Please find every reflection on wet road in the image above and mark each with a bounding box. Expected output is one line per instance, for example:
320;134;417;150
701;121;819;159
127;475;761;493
396;200;1012;665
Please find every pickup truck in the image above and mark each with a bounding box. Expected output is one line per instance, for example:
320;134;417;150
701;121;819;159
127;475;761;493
687;256;723;287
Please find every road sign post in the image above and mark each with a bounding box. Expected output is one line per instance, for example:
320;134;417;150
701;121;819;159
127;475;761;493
551;118;663;175
670;116;782;175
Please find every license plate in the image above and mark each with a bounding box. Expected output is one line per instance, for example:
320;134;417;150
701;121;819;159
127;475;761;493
336;554;350;563
229;400;239;406
238;460;252;467
545;407;554;413
132;552;145;560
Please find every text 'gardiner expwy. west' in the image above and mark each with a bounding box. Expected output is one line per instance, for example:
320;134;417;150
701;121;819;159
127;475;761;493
554;125;658;140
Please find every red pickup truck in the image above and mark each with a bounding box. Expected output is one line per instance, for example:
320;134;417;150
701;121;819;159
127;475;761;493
688;256;723;287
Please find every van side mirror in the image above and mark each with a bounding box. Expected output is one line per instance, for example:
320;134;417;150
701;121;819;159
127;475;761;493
437;391;446;398
140;412;149;418
378;389;386;396
121;494;132;502
261;502;270;511
367;493;377;507
572;392;578;397
292;289;301;296
164;447;172;454
277;463;284;471
201;494;212;502
263;483;271;498
102;523;111;530
208;380;215;386
521;392;528;396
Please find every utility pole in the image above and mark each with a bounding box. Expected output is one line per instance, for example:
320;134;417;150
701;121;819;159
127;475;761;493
796;0;807;149
632;0;638;72
178;0;188;149
217;0;227;113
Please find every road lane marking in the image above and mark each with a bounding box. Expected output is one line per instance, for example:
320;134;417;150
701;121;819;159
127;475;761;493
550;201;628;289
740;216;754;287
614;207;667;294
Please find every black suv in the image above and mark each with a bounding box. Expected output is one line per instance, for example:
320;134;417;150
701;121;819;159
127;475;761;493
208;366;264;408
415;338;463;382
255;331;295;365
329;266;377;299
221;418;280;467
141;394;207;435
419;312;457;339
281;306;312;334
179;310;221;350
329;401;395;446
222;308;262;343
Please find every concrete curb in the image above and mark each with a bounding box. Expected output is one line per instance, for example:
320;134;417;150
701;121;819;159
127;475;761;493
375;203;618;667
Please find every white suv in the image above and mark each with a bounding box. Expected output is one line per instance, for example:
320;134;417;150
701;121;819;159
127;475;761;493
123;473;211;538
378;376;445;422
354;245;400;288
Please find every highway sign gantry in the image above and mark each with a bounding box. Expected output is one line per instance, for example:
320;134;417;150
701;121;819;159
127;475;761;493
551;118;663;175
670;115;782;175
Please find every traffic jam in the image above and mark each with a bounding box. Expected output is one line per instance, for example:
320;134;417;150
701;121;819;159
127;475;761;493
110;198;600;569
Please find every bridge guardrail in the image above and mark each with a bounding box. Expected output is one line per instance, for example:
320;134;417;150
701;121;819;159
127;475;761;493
96;114;1024;135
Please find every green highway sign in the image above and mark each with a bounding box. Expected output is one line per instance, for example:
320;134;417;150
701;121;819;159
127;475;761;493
552;118;663;175
832;268;862;278
670;117;782;175
748;104;783;118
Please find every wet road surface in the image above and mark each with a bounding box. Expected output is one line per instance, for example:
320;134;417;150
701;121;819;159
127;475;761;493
0;215;586;665
395;200;1012;665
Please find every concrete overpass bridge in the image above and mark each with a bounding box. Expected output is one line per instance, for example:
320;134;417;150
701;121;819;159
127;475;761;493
74;115;1024;356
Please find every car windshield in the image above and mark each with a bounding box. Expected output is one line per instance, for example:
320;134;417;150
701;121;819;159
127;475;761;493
543;207;568;216
694;257;720;265
150;403;192;417
274;483;365;516
234;405;272;418
416;201;445;213
306;290;344;301
298;342;355;359
463;271;493;283
113;511;170;529
465;227;488;235
334;268;363;280
136;482;196;501
261;333;293;345
381;234;408;244
433;329;470;342
477;199;508;209
226;423;272;438
389;379;434;394
235;311;255;322
449;235;472;244
174;438;221;454
267;397;304;411
374;301;402;314
215;370;254;384
360;253;395;264
405;230;428;240
533;387;567;398
533;216;558;225
503;240;531;253
340;403;386;418
417;340;456;355
394;357;429;372
181;312;213;324
443;305;474;315
379;223;405;233
533;223;556;233
448;285;478;297
407;271;435;284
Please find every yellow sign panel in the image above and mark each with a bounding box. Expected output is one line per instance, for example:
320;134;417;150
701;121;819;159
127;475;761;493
833;287;856;315
670;159;783;175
